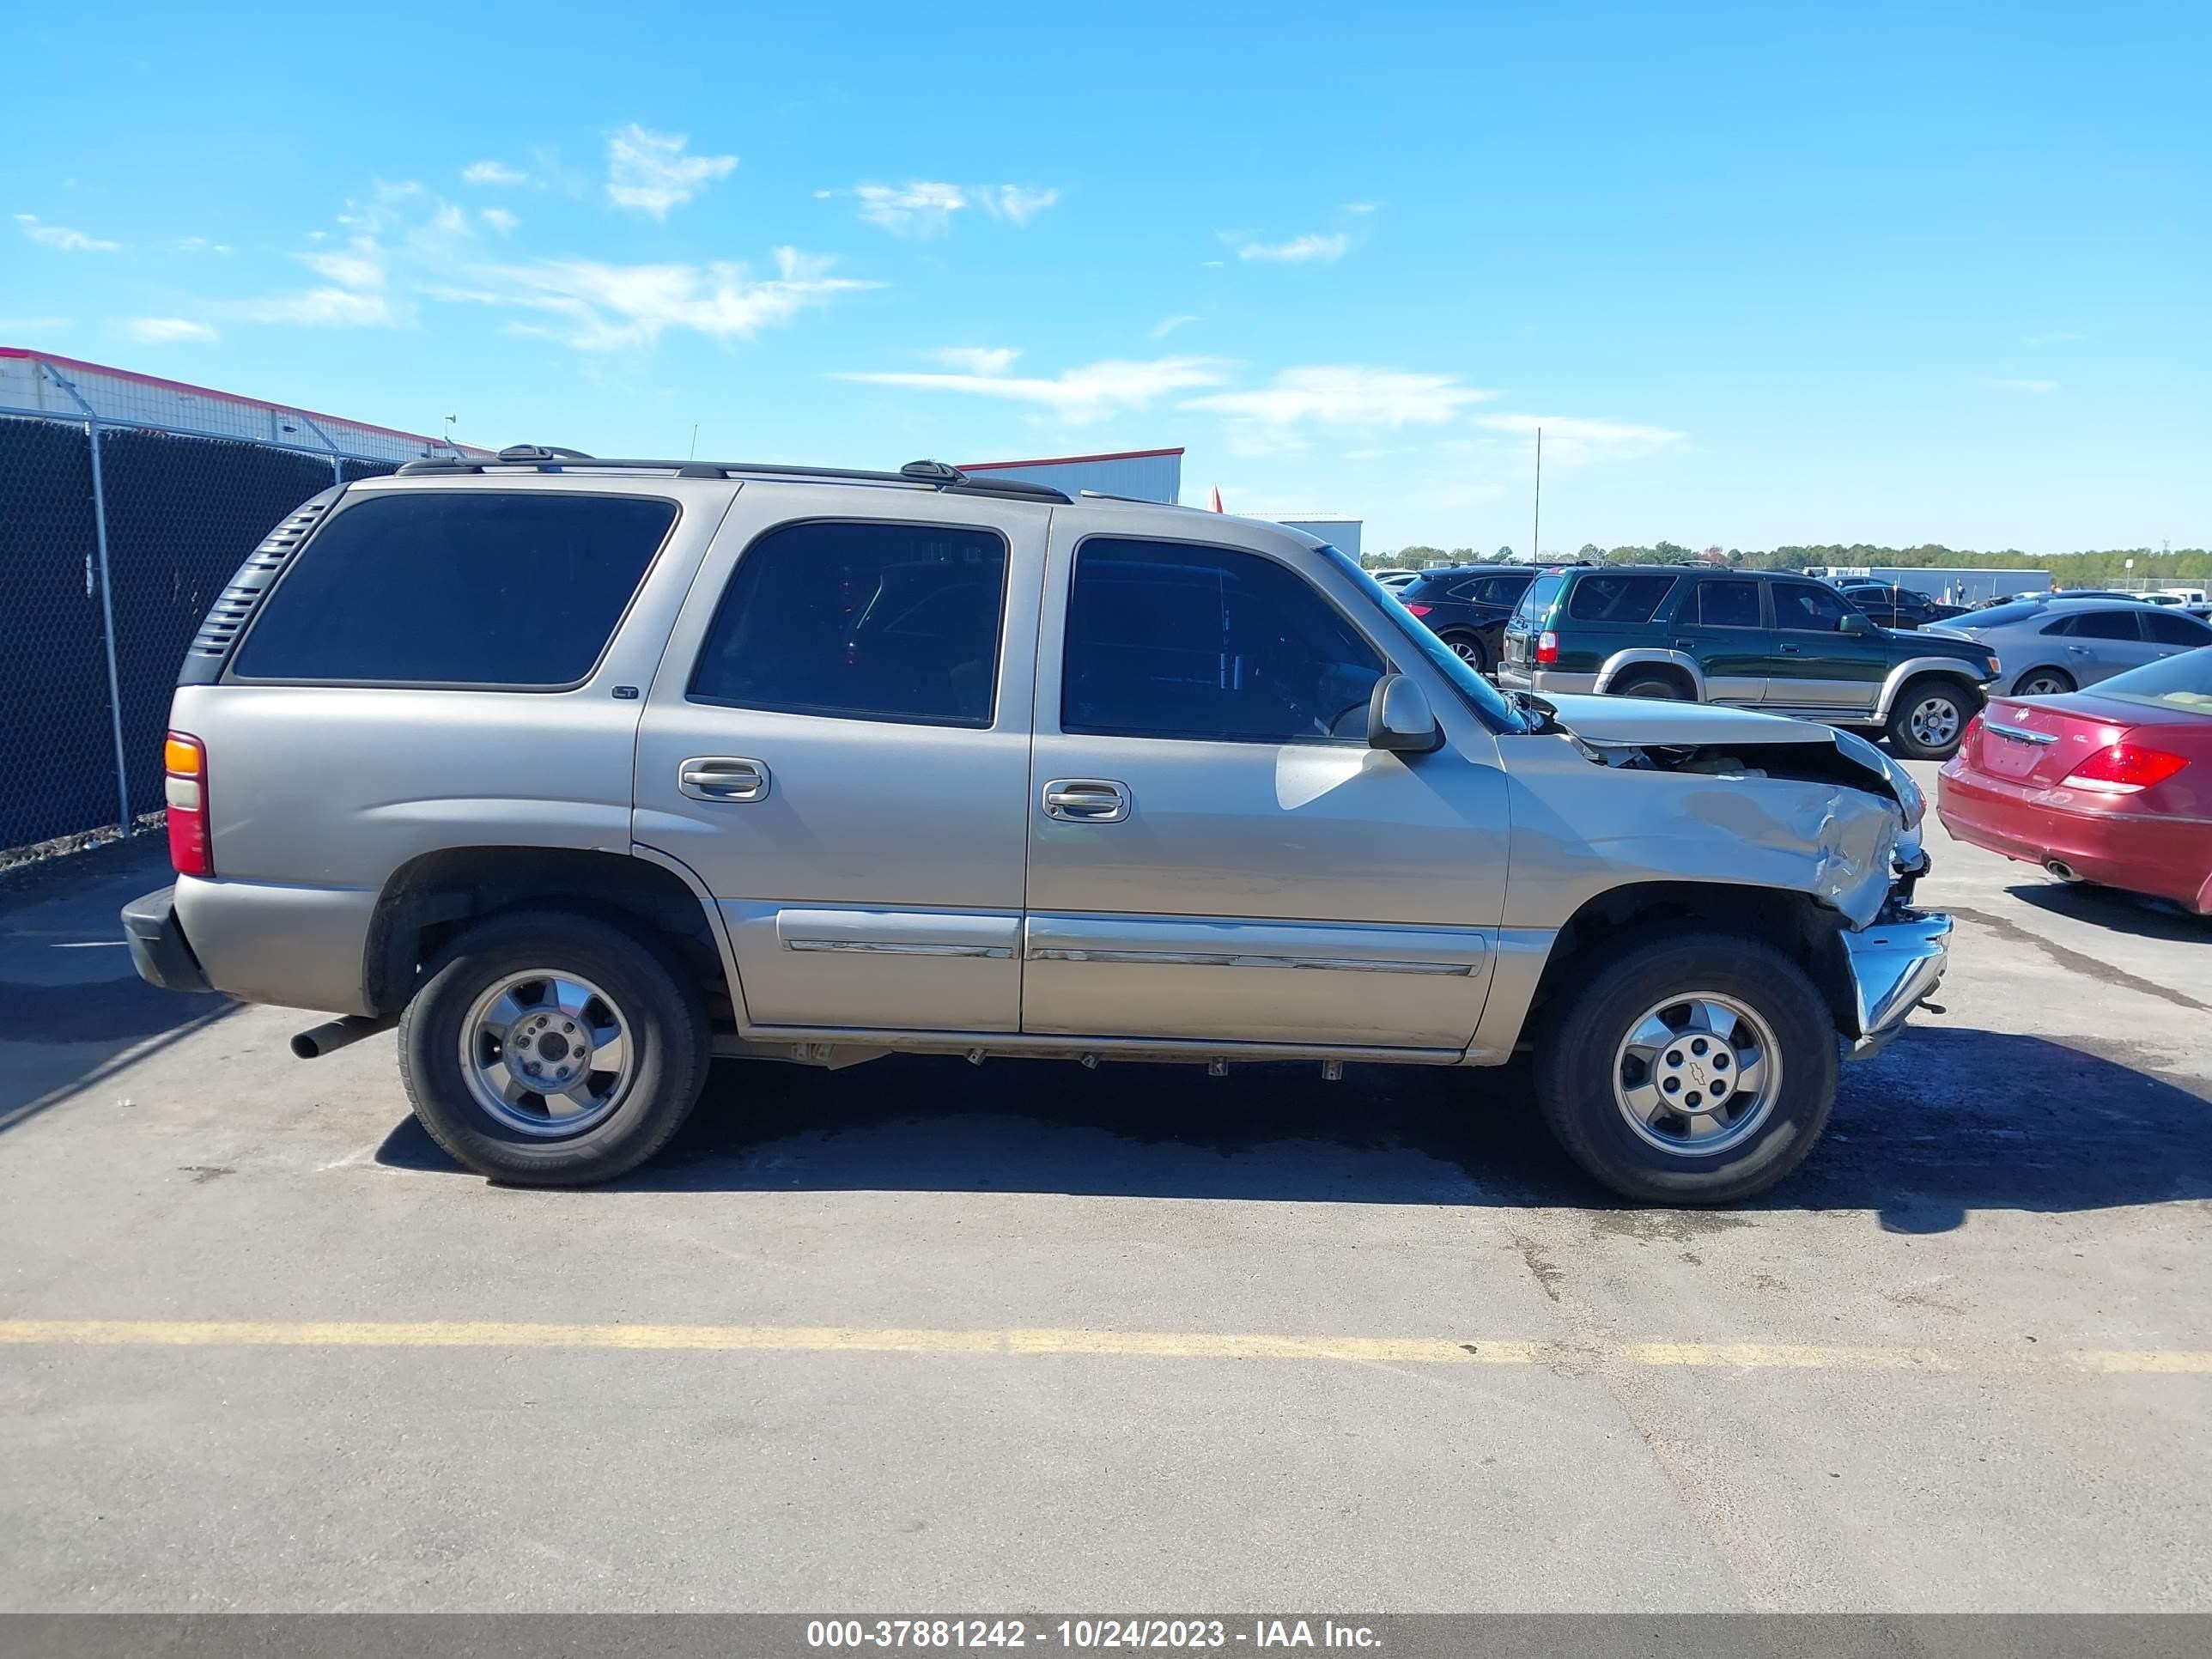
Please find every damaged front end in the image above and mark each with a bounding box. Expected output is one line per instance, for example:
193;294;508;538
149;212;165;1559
1503;693;1952;1058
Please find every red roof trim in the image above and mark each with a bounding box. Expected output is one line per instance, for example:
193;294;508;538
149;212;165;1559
960;446;1185;471
0;346;485;453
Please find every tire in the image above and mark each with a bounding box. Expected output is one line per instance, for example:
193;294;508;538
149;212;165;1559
1613;673;1686;701
398;908;710;1186
1886;676;1975;759
1534;929;1838;1204
1440;632;1490;675
2012;667;2075;699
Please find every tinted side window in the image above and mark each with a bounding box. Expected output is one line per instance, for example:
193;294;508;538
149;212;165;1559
2067;609;2143;641
690;520;1007;727
233;491;675;684
1515;574;1565;623
1476;574;1533;606
1692;579;1762;628
2145;611;2212;646
1566;572;1678;623
1062;539;1387;744
1774;582;1852;631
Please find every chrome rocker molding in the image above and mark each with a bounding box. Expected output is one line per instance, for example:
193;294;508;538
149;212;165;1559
1593;649;1709;700
1024;946;1474;975
784;939;1014;959
1840;910;1953;1058
1875;658;1989;721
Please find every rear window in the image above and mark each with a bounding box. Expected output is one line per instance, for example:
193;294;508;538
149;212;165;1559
1970;601;2050;628
233;491;676;685
1514;574;1565;624
1566;572;1678;623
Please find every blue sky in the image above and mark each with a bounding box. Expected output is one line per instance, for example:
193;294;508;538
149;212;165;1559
4;1;2206;554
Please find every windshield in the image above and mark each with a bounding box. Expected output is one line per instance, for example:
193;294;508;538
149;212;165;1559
1514;573;1566;625
1322;545;1525;732
2088;645;2212;713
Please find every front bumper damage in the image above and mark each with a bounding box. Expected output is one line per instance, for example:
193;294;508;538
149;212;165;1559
1838;841;1951;1059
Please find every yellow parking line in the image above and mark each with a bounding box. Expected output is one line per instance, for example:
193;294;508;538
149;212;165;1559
0;1321;2204;1374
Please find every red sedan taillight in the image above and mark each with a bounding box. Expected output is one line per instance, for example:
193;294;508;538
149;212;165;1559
1534;630;1559;665
1403;603;1433;618
2063;743;2189;796
165;732;213;876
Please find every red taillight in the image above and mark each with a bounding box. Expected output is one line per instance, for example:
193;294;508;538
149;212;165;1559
1960;712;1984;754
2063;742;2189;795
1535;630;1559;665
1403;603;1433;618
164;731;213;877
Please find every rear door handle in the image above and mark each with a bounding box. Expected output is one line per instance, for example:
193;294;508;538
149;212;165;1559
2065;646;2091;657
678;757;770;802
1042;778;1131;823
1778;643;1802;654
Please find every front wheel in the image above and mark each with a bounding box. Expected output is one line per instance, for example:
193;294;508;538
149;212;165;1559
398;908;710;1185
1887;678;1975;759
1534;930;1839;1203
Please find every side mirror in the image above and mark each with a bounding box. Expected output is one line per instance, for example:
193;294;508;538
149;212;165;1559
1366;674;1443;754
1839;612;1872;636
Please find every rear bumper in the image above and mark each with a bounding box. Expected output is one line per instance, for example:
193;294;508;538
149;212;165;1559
1495;664;1599;696
120;884;214;994
1936;767;2211;912
1839;908;1952;1059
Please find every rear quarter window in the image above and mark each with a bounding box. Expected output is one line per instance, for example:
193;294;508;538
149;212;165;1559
1514;574;1566;623
1566;572;1679;623
231;490;676;686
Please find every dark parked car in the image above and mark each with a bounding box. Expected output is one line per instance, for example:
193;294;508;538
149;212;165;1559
1834;580;1969;630
1395;564;1537;674
1498;564;2001;758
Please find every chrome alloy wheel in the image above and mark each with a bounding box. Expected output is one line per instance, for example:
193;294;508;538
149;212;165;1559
459;969;635;1138
1612;993;1783;1157
1448;638;1484;665
2015;672;2070;698
1906;694;1963;750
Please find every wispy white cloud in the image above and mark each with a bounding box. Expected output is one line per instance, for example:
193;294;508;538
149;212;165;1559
481;208;519;234
1237;232;1346;264
0;316;71;334
1985;377;2057;394
432;247;874;350
299;243;386;289
16;214;119;252
605;124;737;217
463;160;529;186
823;179;1060;236
176;236;232;254
1471;412;1686;462
981;185;1060;224
928;346;1021;374
1342;201;1381;215
1187;366;1493;427
123;317;218;343
239;288;402;327
1152;313;1199;339
837;356;1229;423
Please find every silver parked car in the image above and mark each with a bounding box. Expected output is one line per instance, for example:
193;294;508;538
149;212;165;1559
122;449;1949;1204
1927;597;2212;698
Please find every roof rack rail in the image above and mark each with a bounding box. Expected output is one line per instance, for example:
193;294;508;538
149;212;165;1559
390;450;1071;502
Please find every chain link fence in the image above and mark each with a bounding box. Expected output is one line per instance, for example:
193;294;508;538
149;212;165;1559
0;350;465;862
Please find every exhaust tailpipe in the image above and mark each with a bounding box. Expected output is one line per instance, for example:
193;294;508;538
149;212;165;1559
2045;858;2080;883
291;1014;396;1060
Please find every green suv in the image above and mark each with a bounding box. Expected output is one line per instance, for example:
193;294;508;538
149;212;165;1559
1497;566;2001;758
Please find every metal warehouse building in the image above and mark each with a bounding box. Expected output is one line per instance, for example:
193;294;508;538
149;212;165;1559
1277;515;1364;560
960;447;1184;504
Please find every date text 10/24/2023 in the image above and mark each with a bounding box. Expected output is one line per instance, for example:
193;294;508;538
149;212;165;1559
805;1620;1382;1650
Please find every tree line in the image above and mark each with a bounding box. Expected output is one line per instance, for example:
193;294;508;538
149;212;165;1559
1366;544;2212;585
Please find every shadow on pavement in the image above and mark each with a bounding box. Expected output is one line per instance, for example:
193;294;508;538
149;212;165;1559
376;1025;2211;1232
2002;878;2211;942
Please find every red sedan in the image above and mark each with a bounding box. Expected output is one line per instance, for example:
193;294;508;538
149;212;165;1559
1937;647;2212;914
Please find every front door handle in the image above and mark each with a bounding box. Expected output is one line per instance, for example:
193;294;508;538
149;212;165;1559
1778;643;1802;654
2065;645;2091;657
679;757;770;802
1042;778;1131;823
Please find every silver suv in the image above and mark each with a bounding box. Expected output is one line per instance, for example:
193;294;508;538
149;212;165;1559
122;451;1950;1203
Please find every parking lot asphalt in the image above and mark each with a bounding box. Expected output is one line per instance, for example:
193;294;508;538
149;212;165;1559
2;759;2208;1613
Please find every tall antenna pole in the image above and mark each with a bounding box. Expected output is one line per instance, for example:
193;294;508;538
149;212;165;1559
1531;425;1542;564
689;423;700;461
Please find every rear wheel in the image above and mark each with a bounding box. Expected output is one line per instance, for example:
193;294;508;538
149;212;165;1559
398;908;709;1185
1534;930;1838;1203
1886;677;1974;759
1613;672;1686;701
2013;667;2075;699
1440;631;1490;675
